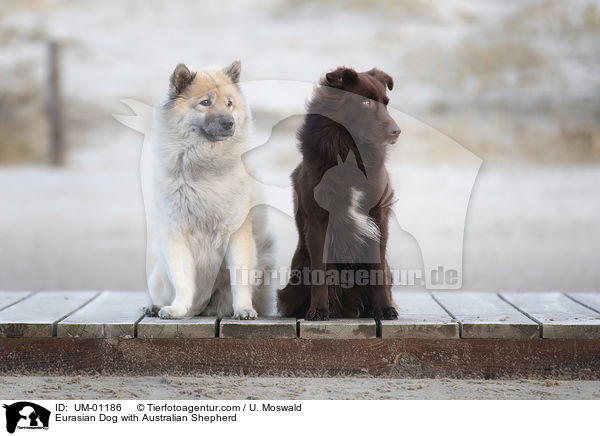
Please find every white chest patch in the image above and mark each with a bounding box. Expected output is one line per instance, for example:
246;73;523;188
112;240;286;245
348;188;381;243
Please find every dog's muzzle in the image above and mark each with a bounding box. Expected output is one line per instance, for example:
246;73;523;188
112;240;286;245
387;122;401;144
202;115;235;140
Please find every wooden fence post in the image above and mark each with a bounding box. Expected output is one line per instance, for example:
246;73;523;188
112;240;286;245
47;40;65;166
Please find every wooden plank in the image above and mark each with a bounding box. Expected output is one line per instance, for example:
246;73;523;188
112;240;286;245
0;291;98;338
0;291;33;311
57;291;146;339
220;317;297;338
432;292;539;339
567;293;600;314
381;291;459;338
1;337;599;378
299;319;376;339
137;317;217;339
501;292;600;339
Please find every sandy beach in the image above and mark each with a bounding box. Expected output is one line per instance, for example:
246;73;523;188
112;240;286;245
1;376;599;400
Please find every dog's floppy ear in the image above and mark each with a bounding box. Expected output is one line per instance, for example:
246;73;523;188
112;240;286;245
325;67;358;88
223;60;241;83
367;68;394;90
169;63;195;97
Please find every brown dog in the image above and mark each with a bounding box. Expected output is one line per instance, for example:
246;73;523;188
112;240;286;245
277;67;400;321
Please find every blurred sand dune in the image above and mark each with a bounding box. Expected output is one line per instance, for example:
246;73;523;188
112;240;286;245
0;0;599;291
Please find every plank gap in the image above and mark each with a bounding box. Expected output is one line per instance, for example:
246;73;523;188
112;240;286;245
52;291;102;337
0;292;34;312
430;292;455;318
133;314;145;338
430;292;463;338
565;293;600;315
497;293;544;339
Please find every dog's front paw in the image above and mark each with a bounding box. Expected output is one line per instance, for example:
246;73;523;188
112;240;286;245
234;307;258;320
158;305;187;319
305;307;329;321
373;306;398;320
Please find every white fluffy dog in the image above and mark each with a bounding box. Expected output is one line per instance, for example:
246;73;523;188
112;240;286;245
147;61;274;319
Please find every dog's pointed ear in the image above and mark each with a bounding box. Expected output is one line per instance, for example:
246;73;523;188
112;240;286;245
325;67;358;88
367;68;394;90
169;63;195;97
223;60;241;83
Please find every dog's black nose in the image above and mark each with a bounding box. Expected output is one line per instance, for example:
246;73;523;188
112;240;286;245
219;117;234;131
203;115;235;139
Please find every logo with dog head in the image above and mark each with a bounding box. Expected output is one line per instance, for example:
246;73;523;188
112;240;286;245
3;402;50;433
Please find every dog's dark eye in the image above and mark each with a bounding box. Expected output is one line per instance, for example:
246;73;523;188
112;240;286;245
227;99;233;107
199;99;211;107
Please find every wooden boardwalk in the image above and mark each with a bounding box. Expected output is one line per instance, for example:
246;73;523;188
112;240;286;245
1;290;599;378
